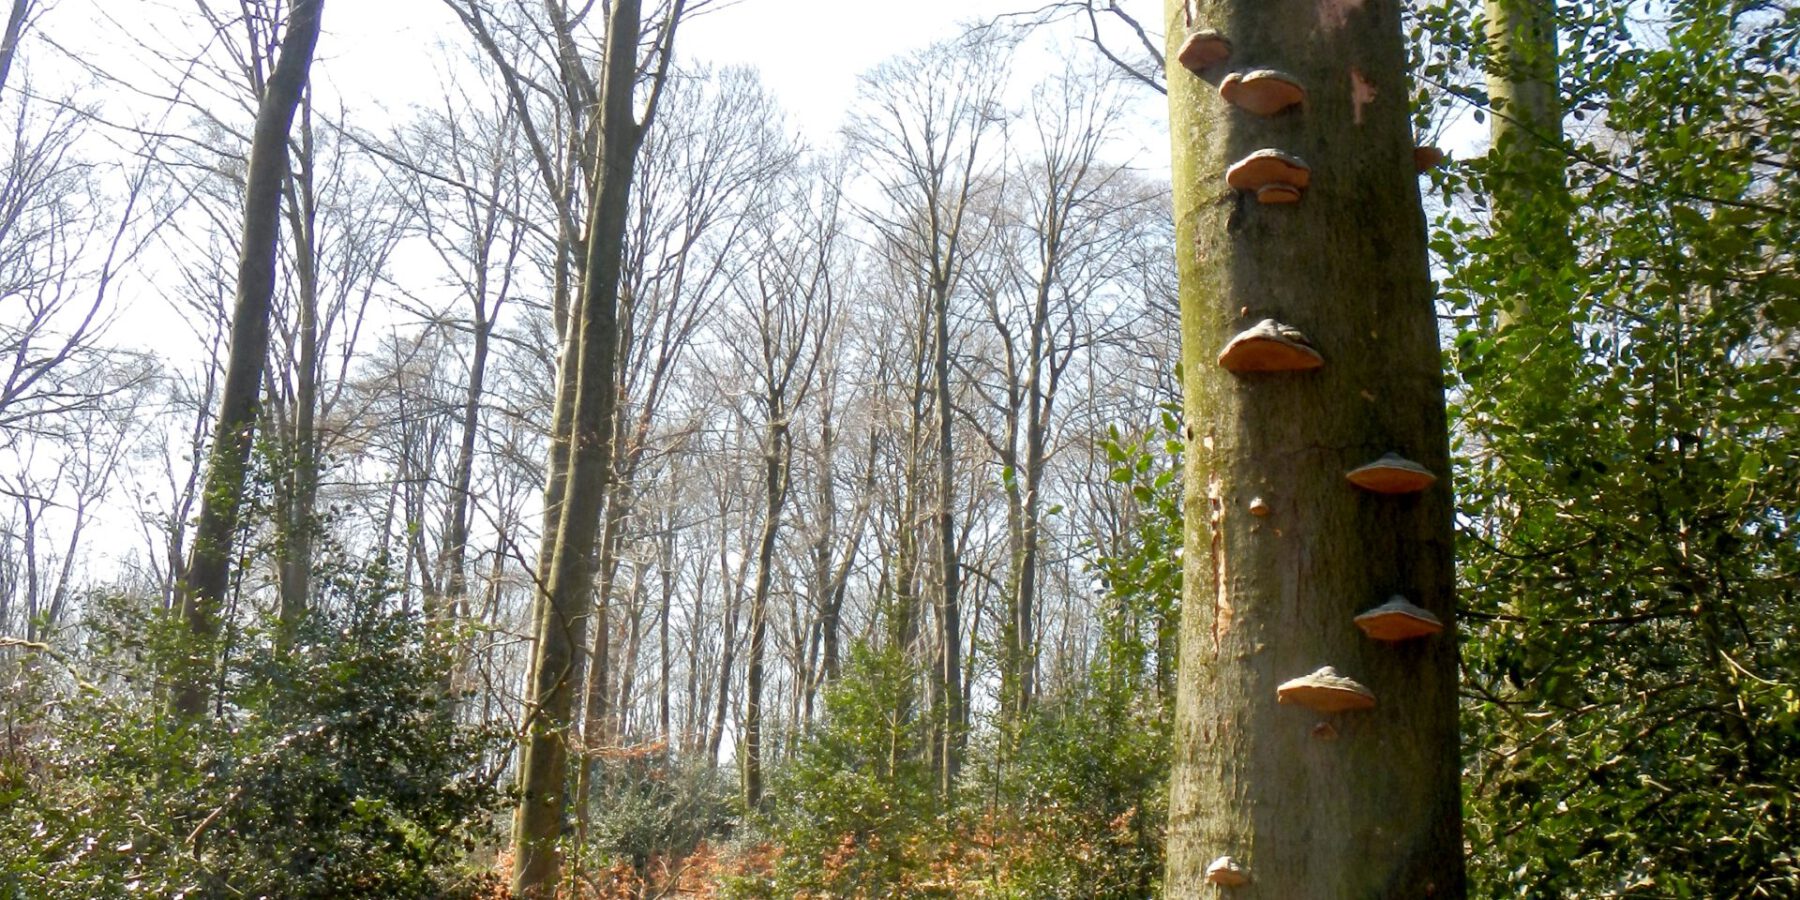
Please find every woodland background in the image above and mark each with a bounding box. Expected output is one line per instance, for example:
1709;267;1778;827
0;0;1795;897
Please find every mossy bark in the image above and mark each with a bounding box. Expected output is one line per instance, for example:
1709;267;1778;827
1162;0;1466;896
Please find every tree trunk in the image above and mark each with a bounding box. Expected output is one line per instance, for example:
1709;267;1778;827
932;279;965;796
0;0;32;99
743;417;790;810
1484;0;1565;330
510;0;645;891
172;0;323;719
1160;0;1466;894
276;106;319;638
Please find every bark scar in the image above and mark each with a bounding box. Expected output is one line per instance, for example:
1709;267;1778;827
1351;68;1377;125
1208;470;1230;653
1319;0;1366;31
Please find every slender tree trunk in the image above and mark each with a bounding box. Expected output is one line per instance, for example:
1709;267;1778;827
1160;0;1465;894
277;108;319;637
510;0;645;891
437;302;489;620
657;521;674;741
743;416;790;810
172;0;323;719
931;278;965;795
0;0;33;99
1485;0;1566;330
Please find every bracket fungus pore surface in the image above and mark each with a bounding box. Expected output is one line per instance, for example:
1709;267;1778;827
1177;28;1233;74
1227;149;1311;202
1345;452;1438;494
1218;318;1324;373
1277;666;1376;713
1220;69;1306;116
1354;595;1445;642
1206;856;1251;887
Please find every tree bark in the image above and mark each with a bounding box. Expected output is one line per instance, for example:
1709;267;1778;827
932;274;966;795
275;105;319;638
510;0;646;892
1160;0;1466;894
1484;0;1565;329
171;0;323;719
743;416;790;809
0;0;32;99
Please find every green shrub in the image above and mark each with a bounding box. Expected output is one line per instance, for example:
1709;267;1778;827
731;643;949;899
0;559;507;899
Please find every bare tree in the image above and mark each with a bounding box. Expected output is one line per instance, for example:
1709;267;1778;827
846;32;1007;793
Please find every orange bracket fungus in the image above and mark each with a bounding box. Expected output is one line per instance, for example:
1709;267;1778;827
1206;856;1251;887
1218;318;1324;373
1176;28;1233;74
1220;69;1306;116
1354;595;1445;642
1248;497;1272;517
1226;149;1311;204
1345;452;1438;494
1277;666;1376;713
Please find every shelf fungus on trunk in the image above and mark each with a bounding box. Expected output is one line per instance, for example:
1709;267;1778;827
1218;318;1324;373
1220;69;1306;116
1176;28;1233;75
1354;595;1445;642
1248;497;1272;517
1345;452;1438;494
1277;666;1376;713
1206;856;1251;887
1227;149;1311;203
1414;145;1446;172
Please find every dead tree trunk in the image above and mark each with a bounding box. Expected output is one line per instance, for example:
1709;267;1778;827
1161;1;1465;894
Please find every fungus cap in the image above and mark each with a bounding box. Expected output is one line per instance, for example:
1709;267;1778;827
1248;497;1272;517
1220;69;1306;116
1227;149;1311;195
1177;29;1233;73
1354;595;1445;641
1218;319;1323;372
1346;452;1438;493
1206;856;1250;887
1277;666;1376;713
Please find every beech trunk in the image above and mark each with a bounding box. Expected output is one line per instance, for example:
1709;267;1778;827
172;0;323;719
1161;0;1466;895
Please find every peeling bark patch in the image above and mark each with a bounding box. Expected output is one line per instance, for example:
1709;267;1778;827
1208;473;1230;652
1351;68;1377;125
1319;0;1365;31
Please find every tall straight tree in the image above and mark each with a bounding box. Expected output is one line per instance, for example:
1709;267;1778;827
510;0;686;893
171;0;323;718
1160;0;1465;894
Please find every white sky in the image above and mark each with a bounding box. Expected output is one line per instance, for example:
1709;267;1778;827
319;0;1170;145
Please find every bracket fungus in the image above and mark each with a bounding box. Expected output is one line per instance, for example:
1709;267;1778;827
1277;666;1376;713
1248;497;1272;517
1220;69;1306;116
1218;318;1324;373
1354;595;1445;642
1206;856;1251;887
1176;28;1233;74
1345;452;1438;494
1227;150;1311;203
1414;145;1446;172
